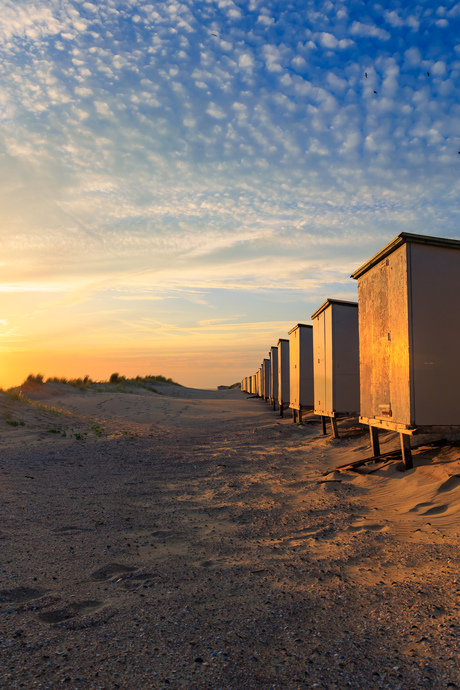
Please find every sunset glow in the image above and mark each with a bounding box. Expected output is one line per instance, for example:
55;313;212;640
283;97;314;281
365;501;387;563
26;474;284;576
1;1;459;388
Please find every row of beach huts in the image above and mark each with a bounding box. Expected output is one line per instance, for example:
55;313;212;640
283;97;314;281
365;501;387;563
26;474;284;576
240;232;460;470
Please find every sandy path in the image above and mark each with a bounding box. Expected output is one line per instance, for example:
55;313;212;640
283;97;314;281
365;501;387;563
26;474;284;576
1;385;460;688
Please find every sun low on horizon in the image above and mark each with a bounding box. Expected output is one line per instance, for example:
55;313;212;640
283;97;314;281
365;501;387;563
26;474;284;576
1;0;459;390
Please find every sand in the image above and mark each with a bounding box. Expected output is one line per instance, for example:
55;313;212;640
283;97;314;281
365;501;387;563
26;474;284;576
1;382;460;689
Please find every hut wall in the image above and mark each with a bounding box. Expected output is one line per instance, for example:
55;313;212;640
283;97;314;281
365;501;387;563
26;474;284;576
270;347;279;401
313;301;359;417
263;358;271;399
358;243;410;424
410;243;460;425
278;339;290;407
289;325;314;409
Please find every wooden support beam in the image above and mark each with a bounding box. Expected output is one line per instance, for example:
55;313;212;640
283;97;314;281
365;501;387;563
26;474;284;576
331;416;339;439
400;433;413;470
370;426;380;457
298;409;303;423
279;403;284;418
321;416;327;435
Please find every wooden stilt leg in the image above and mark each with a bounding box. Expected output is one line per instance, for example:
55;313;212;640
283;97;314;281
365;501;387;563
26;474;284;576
400;433;413;470
370;426;380;458
279;403;284;418
298;409;303;423
321;416;327;435
273;400;276;411
331;417;339;439
293;409;297;424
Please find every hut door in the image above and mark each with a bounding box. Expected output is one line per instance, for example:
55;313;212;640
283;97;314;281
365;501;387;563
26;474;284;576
373;261;392;419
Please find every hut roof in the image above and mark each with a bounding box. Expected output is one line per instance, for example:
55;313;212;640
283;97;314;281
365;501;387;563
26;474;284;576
351;232;460;280
311;298;358;321
288;323;312;335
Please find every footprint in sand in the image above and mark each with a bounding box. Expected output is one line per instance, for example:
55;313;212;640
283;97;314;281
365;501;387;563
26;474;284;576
90;563;137;580
437;475;460;493
348;522;388;532
421;504;448;516
408;502;433;513
37;600;104;624
409;502;448;516
0;587;48;604
54;526;92;534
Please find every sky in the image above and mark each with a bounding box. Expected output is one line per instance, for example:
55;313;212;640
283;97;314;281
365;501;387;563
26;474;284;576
0;0;459;389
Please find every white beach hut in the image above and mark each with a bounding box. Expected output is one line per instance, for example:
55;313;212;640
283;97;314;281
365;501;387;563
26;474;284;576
269;346;279;410
351;232;460;468
277;338;290;418
288;324;314;423
311;299;360;438
263;358;270;402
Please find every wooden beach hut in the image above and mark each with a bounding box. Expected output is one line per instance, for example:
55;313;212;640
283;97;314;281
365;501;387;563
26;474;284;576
263;358;271;402
351;231;460;469
288;324;314;423
257;367;262;397
269;346;278;410
311;299;360;438
277;338;290;418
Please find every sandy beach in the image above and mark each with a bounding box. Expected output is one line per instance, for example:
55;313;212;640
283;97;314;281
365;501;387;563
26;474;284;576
1;382;460;689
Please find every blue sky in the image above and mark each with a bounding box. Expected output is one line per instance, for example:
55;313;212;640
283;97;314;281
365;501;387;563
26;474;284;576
0;0;459;387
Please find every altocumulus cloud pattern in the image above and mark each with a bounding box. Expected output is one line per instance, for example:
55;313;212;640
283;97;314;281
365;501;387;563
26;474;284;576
0;0;459;310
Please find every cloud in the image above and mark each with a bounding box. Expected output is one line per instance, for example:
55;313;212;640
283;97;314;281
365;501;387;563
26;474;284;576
350;21;391;40
0;0;459;387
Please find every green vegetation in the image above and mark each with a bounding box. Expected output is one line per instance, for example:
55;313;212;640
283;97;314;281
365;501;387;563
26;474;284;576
90;423;106;437
6;373;181;398
108;373;181;387
47;375;93;390
24;373;44;385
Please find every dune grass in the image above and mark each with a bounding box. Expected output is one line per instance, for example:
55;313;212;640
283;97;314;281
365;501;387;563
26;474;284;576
10;372;182;398
46;375;93;390
108;373;181;386
2;390;70;416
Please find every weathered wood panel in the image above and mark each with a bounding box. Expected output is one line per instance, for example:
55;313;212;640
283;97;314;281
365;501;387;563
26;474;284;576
277;339;290;407
333;303;360;414
289;325;313;410
359;244;409;424
313;311;327;414
269;346;278;402
410;243;460;425
313;300;358;416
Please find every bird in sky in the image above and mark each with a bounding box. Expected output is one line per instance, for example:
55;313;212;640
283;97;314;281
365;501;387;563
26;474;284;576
365;72;367;78
373;90;377;94
427;71;430;77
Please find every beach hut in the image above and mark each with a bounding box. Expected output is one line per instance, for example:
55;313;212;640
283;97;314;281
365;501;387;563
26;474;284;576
251;374;256;395
351;231;460;469
269;346;278;410
311;299;360;438
263;358;271;401
288;324;314;423
257;367;263;397
277;338;290;418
